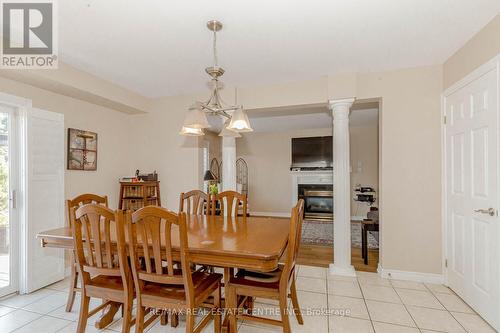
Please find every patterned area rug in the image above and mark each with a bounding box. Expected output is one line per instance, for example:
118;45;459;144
301;220;379;249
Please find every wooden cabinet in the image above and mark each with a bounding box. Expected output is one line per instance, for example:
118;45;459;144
118;181;161;211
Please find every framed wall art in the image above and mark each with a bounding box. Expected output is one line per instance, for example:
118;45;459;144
67;128;98;171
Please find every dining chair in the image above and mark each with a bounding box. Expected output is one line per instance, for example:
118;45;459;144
180;190;215;274
211;190;247;216
211;190;250;308
71;204;134;333
127;206;223;333
66;194;109;312
226;199;305;333
179;190;210;215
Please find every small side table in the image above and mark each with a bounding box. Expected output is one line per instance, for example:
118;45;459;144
361;220;379;265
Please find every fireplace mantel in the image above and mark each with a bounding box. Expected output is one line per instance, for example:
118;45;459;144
291;170;333;206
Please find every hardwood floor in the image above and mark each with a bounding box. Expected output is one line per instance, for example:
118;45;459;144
297;243;379;273
351;247;379;272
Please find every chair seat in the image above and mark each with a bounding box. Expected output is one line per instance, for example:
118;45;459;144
88;275;124;289
84;275;127;302
229;267;287;290
141;271;222;306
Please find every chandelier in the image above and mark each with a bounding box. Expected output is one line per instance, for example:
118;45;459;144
179;20;253;137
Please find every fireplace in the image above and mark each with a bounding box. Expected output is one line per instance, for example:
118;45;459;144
298;184;333;221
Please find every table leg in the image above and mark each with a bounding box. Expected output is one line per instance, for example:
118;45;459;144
95;302;121;329
361;225;366;260
222;267;232;333
170;312;179;327
363;228;369;265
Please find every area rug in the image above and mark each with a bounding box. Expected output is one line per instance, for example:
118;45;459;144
301;220;379;249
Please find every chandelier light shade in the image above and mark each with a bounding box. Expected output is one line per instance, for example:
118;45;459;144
179;126;204;136
179;20;253;136
182;106;210;129
227;107;253;132
219;121;242;137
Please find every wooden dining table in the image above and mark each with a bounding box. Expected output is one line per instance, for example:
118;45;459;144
37;214;291;330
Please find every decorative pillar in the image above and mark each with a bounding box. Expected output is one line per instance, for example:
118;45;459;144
329;98;356;277
222;136;237;191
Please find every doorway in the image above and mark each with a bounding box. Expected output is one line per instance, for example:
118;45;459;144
349;104;380;272
235;102;381;271
0;104;19;297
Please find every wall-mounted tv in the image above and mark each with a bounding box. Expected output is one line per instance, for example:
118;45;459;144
291;136;333;169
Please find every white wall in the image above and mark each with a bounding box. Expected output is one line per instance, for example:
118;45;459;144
356;66;443;274
444;13;500;89
0;76;133;210
128;95;202;211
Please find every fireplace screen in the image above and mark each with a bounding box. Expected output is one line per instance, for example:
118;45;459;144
298;184;333;221
305;196;333;214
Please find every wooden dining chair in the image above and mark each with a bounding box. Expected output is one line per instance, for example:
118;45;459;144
66;194;109;312
211;190;247;217
180;190;215;274
226;199;305;333
127;206;223;333
179;190;210;215
71;204;134;333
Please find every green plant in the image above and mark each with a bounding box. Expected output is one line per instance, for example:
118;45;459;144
209;183;218;195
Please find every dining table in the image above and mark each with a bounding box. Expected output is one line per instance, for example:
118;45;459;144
37;214;291;331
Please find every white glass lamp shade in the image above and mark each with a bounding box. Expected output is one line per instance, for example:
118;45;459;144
182;105;210;129
179;126;204;136
218;123;242;137
227;107;253;132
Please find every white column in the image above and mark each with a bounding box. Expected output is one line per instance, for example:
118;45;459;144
222;136;237;191
329;98;356;277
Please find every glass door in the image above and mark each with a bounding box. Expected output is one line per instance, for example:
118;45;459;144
0;105;18;297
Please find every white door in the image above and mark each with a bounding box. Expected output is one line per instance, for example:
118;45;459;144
21;107;65;293
0;104;19;297
444;59;500;330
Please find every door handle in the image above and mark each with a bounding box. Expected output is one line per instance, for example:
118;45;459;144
473;208;496;216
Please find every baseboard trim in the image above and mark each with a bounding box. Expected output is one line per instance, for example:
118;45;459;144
378;266;443;284
250;211;290;218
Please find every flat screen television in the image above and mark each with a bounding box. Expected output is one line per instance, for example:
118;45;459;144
291;136;333;169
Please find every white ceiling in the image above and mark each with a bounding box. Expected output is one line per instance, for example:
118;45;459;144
60;1;500;98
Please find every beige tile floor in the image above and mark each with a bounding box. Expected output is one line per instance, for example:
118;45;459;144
0;266;496;333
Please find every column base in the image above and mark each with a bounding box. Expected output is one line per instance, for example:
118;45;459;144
329;263;357;277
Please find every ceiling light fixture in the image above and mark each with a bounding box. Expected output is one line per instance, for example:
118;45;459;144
180;20;253;136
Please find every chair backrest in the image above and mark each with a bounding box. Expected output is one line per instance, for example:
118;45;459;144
67;194;109;227
179;190;210;215
281;199;305;283
71;204;129;285
212;190;247;217
128;206;195;303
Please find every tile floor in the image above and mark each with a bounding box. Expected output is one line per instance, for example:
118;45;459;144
0;265;496;333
